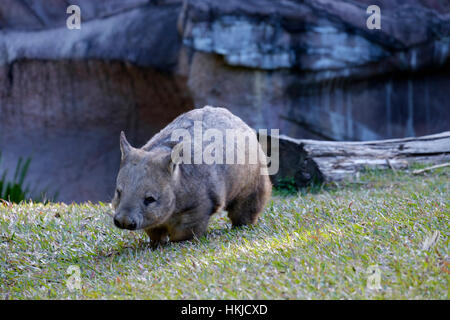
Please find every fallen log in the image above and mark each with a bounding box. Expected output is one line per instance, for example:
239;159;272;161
412;163;450;175
258;131;450;188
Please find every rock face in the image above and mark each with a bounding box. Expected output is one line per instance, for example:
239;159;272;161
0;60;192;202
0;1;193;202
0;1;182;70
179;0;450;140
0;0;449;202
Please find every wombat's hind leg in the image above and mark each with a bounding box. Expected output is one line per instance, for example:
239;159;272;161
227;176;271;227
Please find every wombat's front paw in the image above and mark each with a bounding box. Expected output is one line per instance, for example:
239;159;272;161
149;239;168;250
145;227;169;249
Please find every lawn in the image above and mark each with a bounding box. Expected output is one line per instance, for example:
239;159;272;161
0;166;448;299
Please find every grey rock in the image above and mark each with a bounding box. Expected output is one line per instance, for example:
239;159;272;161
0;1;182;70
179;0;450;72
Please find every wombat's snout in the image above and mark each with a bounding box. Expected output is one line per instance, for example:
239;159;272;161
114;214;137;230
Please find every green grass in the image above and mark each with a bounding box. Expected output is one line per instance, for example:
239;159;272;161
0;153;57;203
0;167;448;299
0;155;32;203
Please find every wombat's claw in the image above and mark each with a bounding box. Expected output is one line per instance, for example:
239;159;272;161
150;240;161;250
150;239;169;250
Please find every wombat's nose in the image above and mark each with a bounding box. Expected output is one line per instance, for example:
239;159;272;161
114;214;137;230
128;220;137;230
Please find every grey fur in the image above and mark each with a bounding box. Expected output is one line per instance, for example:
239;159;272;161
112;106;272;243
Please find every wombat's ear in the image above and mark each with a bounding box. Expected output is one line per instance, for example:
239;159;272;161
168;159;179;177
170;142;184;166
163;143;183;177
120;131;132;161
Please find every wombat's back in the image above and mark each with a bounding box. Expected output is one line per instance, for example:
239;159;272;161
142;106;252;151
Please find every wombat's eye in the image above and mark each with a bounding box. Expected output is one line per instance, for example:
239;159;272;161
116;189;121;199
144;196;156;206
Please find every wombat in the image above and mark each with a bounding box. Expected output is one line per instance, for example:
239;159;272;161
112;106;272;243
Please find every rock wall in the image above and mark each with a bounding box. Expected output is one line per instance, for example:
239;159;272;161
178;0;450;140
0;0;449;202
0;1;193;202
0;59;192;202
